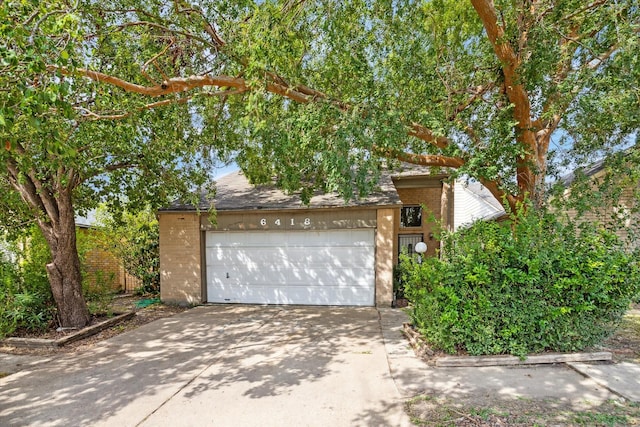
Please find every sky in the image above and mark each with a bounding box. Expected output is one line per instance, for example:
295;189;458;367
212;162;239;180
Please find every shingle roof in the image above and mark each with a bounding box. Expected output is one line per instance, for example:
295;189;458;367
161;167;433;212
559;158;606;186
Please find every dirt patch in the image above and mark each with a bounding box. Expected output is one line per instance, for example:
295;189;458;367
600;311;640;363
0;295;189;356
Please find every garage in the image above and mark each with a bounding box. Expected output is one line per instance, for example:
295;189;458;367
205;229;375;306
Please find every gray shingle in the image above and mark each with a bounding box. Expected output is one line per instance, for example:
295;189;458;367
163;171;406;212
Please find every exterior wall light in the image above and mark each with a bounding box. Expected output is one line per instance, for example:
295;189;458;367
414;241;427;264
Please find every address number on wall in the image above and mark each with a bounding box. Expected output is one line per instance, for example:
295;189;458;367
260;218;311;226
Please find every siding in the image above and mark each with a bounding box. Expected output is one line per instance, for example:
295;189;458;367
454;181;504;230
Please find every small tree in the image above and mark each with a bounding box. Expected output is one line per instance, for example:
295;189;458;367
1;1;214;327
99;208;160;294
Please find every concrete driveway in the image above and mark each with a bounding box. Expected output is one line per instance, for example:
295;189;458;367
0;305;411;427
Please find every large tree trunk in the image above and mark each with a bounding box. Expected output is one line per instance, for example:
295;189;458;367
38;191;90;329
6;145;90;328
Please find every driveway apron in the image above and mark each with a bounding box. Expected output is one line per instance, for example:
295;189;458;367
0;305;410;427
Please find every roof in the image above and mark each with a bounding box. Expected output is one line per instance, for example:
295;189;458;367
558;146;638;186
75;210;98;228
162;164;442;212
559;158;606;186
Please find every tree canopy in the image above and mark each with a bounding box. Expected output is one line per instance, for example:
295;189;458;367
34;0;639;209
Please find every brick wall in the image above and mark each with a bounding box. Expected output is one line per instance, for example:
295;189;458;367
376;208;395;307
79;228;142;293
159;212;203;305
565;181;639;249
395;186;443;258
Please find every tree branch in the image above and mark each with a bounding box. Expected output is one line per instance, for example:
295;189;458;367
447;83;496;122
76;89;247;120
50;53;517;205
174;1;226;47
471;0;537;195
563;0;607;22
408;123;450;150
49;65;248;97
111;21;210;45
5;152;59;226
377;148;464;169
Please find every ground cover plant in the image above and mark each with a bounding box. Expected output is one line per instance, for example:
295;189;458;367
0;226;139;338
0;230;55;338
402;206;640;357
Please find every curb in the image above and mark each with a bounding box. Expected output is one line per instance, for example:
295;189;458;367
3;311;135;349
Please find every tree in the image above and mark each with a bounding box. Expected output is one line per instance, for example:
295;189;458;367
51;0;639;209
0;1;216;327
98;207;160;294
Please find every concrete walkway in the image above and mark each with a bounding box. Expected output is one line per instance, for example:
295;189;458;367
0;306;411;427
2;306;640;426
380;308;640;408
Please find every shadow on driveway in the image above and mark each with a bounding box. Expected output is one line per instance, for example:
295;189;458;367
0;305;410;427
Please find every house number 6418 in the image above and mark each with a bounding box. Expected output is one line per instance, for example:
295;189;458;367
260;218;311;226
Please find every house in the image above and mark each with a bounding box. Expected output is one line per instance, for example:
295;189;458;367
158;166;499;307
560;155;639;248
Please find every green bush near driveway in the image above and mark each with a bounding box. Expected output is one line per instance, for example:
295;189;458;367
402;206;640;357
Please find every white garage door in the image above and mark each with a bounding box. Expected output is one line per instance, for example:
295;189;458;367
205;229;375;306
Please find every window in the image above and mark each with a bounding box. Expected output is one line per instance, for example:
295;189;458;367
400;206;422;228
398;234;424;256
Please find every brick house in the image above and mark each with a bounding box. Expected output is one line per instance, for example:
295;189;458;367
158;166;457;307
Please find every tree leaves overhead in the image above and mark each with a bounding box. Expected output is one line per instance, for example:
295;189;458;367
2;0;639;214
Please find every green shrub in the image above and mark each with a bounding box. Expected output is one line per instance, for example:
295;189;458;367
0;232;55;337
402;206;640;357
99;207;160;295
83;270;117;315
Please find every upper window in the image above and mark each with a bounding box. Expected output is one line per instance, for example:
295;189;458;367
400;206;422;228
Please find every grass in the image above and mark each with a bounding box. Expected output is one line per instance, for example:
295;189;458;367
405;396;640;426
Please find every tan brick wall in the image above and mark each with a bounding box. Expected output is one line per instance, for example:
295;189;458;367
396;186;442;258
565;186;638;249
376;208;395;307
563;169;639;249
79;228;142;293
159;212;203;305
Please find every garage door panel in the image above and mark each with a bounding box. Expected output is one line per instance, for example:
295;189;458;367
207;283;374;305
208;248;375;270
210;265;373;287
206;229;375;306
